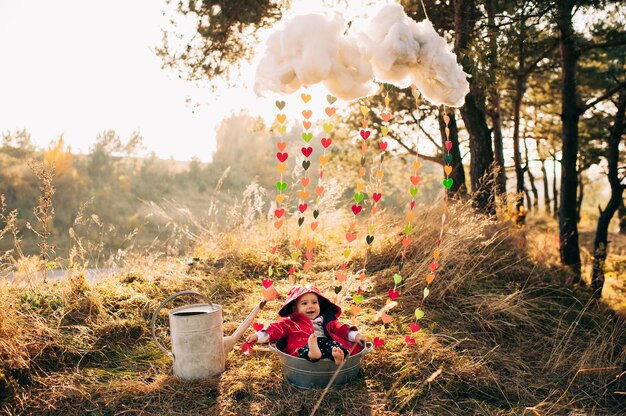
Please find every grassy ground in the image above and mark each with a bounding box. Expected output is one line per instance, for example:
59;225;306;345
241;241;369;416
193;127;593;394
1;201;625;415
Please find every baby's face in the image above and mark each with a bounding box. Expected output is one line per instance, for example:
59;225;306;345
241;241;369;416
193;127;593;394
295;293;320;319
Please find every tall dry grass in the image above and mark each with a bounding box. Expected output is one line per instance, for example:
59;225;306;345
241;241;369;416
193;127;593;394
1;185;625;415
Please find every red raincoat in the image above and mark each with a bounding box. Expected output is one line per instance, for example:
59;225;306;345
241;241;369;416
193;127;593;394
263;285;363;357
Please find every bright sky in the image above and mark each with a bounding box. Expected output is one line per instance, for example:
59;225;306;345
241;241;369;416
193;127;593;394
0;0;378;162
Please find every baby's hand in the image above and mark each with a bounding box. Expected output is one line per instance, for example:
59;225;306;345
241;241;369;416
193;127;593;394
354;333;367;345
246;333;258;343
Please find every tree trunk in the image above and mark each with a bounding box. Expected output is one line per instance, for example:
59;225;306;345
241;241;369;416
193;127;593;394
524;133;539;211
557;0;582;282
438;108;467;196
553;154;559;219
619;198;626;234
524;187;533;212
576;171;584;223
486;0;507;195
454;0;495;214
541;157;551;215
591;89;626;298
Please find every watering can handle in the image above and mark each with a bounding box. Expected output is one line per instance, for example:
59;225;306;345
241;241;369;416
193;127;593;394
150;290;212;357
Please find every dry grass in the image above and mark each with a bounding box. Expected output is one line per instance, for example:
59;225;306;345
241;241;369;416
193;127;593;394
1;199;625;415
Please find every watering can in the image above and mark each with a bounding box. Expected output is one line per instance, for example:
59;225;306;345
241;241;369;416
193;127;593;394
151;290;266;380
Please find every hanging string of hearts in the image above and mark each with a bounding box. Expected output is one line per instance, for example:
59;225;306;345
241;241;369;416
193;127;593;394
264;99;288;303
344;104;372;326
290;91;314;284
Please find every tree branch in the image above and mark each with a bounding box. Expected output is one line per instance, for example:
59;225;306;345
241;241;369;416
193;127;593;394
579;82;626;115
408;110;441;149
390;133;442;165
579;38;626;53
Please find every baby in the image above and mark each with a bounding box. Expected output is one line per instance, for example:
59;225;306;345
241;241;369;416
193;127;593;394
246;284;366;365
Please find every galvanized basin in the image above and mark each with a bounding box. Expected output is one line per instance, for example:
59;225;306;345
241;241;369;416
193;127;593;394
269;341;373;389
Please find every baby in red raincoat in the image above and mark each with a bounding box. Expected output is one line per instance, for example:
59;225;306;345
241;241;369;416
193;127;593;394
246;284;367;365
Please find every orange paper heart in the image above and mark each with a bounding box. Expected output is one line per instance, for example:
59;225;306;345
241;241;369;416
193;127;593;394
319;155;329;165
299;190;310;200
325;107;336;116
315;186;324;195
276;114;286;124
381;313;393;324
276;194;285;204
351;305;362;315
310;221;318;231
426;274;435;284
301;93;311;103
303;120;312;130
302;110;312;119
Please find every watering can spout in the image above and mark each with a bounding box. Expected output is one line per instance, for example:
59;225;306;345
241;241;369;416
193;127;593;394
223;299;266;353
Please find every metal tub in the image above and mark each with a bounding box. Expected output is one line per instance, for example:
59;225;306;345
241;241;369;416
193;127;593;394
269;342;373;389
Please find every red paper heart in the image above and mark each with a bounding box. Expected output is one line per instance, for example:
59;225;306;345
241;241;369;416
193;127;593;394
299;203;307;213
271;246;277;254
352;205;362;215
252;322;264;331
402;238;411;248
321;137;332;148
379;141;388;151
409;323;421;333
445;140;452;151
301;147;313;158
274;209;285;218
372;192;382;202
289;267;296;275
388;289;399;300
373;337;385;348
410;201;415;209
276;152;288;162
360;130;370;140
262;279;273;288
429;262;439;272
241;342;254;355
405;335;416;344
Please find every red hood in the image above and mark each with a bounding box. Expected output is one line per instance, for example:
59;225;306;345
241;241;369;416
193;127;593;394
279;284;342;318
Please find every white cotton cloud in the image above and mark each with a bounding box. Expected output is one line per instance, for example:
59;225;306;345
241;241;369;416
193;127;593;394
357;4;470;107
254;12;377;101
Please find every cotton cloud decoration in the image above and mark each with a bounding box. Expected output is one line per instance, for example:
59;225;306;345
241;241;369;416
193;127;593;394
357;4;470;107
254;3;470;107
254;12;377;101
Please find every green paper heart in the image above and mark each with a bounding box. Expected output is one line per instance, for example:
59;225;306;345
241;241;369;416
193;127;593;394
409;187;418;197
411;89;420;99
404;225;413;235
445;154;452;164
360;156;366;167
326;95;337;104
393;274;402;284
343;249;351;258
302;160;311;170
414;308;425;320
366;235;374;245
381;154;385;163
275;100;286;110
291;251;300;260
443;178;453;189
354;192;364;203
313;209;319;219
369;224;374;233
353;294;364;305
334;285;342;294
302;132;313;142
276;181;287;191
423;287;430;299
